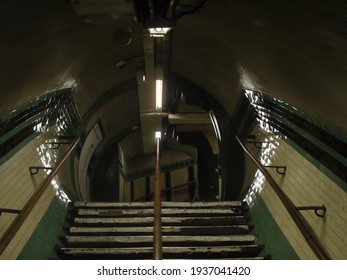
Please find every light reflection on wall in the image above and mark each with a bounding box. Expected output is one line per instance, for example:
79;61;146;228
243;138;279;207
243;89;284;207
238;66;258;89
35;122;71;205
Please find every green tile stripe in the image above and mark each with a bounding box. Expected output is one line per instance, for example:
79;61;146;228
258;105;347;165
0;89;70;121
0;111;46;144
243;91;347;193
0;89;78;166
261;93;347;144
17;195;69;260
0;131;40;165
248;195;299;260
285;137;347;193
252;103;347;193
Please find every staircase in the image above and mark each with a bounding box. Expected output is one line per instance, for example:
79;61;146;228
57;201;268;259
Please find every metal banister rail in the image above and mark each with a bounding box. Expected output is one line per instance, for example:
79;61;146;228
236;135;329;260
153;136;163;260
0;137;80;255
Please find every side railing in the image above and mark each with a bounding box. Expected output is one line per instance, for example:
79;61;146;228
0;137;80;255
236;135;329;260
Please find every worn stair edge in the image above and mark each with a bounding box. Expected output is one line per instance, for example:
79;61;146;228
67;225;250;235
73;201;243;208
62;235;257;246
58;245;264;257
73;216;248;226
76;208;242;217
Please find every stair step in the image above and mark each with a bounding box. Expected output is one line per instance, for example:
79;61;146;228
63;235;257;247
58;245;263;259
73;201;243;209
76;208;241;217
58;200;266;259
68;225;250;235
72;216;247;226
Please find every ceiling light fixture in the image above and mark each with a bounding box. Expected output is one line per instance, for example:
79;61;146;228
148;27;171;37
155;131;162;139
156;79;163;110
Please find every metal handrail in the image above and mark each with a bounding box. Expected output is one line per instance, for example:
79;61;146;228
153;136;163;260
236;135;329;260
0;137;80;255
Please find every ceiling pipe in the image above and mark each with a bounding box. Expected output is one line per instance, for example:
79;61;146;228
166;0;178;19
147;0;156;21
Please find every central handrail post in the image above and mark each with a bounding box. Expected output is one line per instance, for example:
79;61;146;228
153;135;163;260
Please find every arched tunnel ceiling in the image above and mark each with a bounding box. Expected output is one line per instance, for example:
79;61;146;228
1;0;347;156
172;0;347;135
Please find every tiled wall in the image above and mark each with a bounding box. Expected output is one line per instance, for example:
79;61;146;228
0;90;80;259
17;195;70;260
0;128;72;259
244;124;347;259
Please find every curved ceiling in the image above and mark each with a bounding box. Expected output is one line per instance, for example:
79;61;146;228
171;0;347;135
2;0;347;199
1;0;347;133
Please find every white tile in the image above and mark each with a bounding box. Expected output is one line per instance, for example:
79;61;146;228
247;124;347;259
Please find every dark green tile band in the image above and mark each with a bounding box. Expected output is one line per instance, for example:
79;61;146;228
261;93;347;144
0;112;46;144
253;103;347;165
248;195;299;260
243;90;347;194
0;89;70;121
285;137;347;193
17;195;70;260
0;131;40;165
0;90;80;165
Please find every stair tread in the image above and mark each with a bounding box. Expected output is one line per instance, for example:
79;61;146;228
68;225;250;235
59;245;263;255
73;216;247;227
73;201;243;209
76;208;241;217
64;235;257;243
57;200;267;260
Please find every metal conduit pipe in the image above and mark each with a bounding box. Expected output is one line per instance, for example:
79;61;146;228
0;137;80;255
235;135;330;260
153;136;163;259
